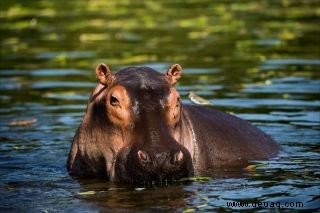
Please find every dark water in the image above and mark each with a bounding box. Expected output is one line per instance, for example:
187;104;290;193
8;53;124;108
0;0;319;212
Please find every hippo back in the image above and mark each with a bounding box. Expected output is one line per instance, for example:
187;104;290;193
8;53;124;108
181;104;280;173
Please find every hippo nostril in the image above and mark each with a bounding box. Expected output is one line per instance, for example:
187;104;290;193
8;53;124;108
137;150;150;163
173;151;184;164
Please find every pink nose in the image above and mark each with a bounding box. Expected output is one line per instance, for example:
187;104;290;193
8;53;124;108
137;150;184;166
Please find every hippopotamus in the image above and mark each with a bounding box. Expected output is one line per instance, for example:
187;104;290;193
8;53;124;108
67;63;280;184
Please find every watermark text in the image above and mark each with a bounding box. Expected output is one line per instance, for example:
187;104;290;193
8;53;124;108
227;200;304;209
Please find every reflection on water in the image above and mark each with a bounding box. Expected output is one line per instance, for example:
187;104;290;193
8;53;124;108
0;0;319;212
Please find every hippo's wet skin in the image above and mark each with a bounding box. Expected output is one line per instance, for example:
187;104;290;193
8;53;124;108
67;64;280;184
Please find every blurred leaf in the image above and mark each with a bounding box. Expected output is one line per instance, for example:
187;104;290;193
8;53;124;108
245;165;257;171
196;204;208;209
9;118;37;126
179;176;212;183
245;162;268;171
54;52;67;66
201;196;209;202
77;191;96;195
265;80;272;85
183;208;195;213
283;93;290;99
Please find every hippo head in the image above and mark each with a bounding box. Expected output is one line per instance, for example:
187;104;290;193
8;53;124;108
81;63;193;184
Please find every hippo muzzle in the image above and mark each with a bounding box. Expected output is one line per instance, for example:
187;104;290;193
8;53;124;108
114;140;193;185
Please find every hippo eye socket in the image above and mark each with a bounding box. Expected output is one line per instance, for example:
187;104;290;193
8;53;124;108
110;95;120;106
176;97;180;107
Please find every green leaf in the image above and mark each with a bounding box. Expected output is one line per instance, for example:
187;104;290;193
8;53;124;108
77;191;96;195
196;204;208;209
255;162;269;167
188;176;212;182
9;118;37;126
179;176;212;183
183;208;195;213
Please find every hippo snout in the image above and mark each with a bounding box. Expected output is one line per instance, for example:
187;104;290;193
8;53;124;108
137;150;184;169
114;145;193;184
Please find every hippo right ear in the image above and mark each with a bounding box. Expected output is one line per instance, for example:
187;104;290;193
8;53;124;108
166;64;182;86
96;63;114;86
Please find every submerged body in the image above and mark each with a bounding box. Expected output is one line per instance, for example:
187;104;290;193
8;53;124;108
67;64;280;184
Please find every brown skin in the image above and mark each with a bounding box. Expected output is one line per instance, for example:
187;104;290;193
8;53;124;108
67;64;281;184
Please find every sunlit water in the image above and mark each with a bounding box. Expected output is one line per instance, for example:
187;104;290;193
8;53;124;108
0;1;319;212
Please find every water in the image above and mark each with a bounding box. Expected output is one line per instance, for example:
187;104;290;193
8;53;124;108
0;0;319;212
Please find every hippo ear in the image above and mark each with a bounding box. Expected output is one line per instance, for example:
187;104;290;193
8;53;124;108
166;64;182;86
96;63;114;86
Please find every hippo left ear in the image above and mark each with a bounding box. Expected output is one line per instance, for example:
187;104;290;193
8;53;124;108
166;64;182;86
96;63;114;86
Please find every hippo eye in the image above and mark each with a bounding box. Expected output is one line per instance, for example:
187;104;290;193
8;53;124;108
176;97;180;107
110;95;120;106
